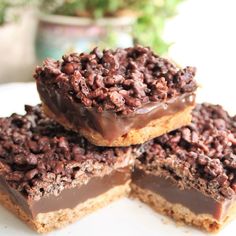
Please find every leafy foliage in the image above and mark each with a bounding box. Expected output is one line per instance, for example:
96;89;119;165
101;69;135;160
133;0;184;54
40;0;184;54
0;0;34;25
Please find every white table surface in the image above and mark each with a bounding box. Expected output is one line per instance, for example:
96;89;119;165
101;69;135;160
0;82;235;236
165;0;236;113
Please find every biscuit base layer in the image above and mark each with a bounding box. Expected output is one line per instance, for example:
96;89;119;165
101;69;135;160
131;184;231;233
0;182;130;233
43;104;194;147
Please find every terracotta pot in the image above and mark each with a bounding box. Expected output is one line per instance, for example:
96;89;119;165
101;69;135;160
35;13;136;62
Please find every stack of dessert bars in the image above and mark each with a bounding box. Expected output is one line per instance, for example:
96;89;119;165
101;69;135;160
0;46;235;233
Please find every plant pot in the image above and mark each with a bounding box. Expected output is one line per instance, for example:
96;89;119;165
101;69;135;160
35;12;136;62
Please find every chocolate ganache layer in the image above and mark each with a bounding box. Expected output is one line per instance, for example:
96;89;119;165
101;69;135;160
132;169;235;220
39;83;195;140
0;166;130;218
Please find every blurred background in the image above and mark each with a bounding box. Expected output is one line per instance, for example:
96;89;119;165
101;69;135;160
0;0;236;110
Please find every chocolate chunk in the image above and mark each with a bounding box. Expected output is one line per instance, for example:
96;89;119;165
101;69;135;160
181;128;192;142
204;159;223;177
197;154;210;165
224;153;236;169
0;161;11;174
54;162;64;174
25;169;38;180
6;171;24;181
220;187;235;198
109;91;125;108
62;63;75;75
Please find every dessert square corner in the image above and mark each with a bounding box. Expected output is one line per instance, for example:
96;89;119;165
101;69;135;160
0;105;136;233
131;103;236;232
35;46;197;147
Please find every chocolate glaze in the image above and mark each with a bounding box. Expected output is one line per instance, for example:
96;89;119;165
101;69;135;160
38;83;195;141
132;169;235;221
0;167;130;218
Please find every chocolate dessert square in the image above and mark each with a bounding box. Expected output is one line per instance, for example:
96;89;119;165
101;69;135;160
131;104;236;232
0;105;134;233
35;46;197;147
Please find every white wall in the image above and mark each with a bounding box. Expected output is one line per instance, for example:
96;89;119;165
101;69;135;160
164;0;236;112
0;9;36;83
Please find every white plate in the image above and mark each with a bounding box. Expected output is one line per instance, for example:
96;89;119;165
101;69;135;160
0;83;235;236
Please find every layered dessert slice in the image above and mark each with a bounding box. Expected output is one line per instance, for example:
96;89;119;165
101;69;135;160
35;46;197;147
131;104;236;232
0;105;135;233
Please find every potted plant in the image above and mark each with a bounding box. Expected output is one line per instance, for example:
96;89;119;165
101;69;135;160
36;0;184;62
